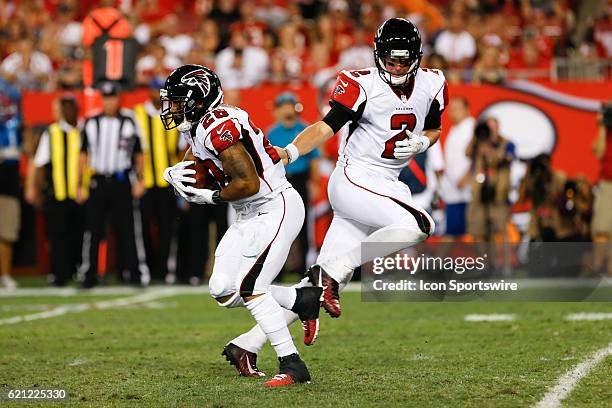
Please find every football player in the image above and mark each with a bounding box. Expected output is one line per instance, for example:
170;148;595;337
228;17;448;361
160;65;322;387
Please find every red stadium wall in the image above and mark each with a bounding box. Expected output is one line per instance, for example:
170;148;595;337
22;81;611;181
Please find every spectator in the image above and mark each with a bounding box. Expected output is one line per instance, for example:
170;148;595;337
306;41;336;88
26;94;84;286
472;45;506;84
215;30;269;90
0;18;29;57
78;81;147;288
0;78;20;289
158;14;194;59
465;118;515;241
136;42;181;86
592;103;612;275
55;49;83;90
273;22;307;83
312;14;337;61
591;9;612;59
507;34;551;80
439;97;474;238
267;92;320;274
518;154;574;242
434;12;477;69
210;0;241;43
267;51;290;85
424;53;448;72
254;0;289;30
190;19;221;67
337;26;374;70
1;38;53;91
231;0;269;48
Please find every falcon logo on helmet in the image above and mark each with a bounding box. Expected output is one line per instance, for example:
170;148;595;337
181;69;211;96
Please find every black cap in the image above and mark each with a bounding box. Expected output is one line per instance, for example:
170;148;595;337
99;81;121;97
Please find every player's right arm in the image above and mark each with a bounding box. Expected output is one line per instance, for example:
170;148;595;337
276;121;335;165
277;71;365;164
217;142;260;201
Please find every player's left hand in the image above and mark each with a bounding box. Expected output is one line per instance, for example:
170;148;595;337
179;185;221;205
393;134;430;159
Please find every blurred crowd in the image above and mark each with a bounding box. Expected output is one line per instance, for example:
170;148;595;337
0;0;611;92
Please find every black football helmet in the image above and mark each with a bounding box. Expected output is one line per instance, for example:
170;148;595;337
374;18;423;86
160;64;223;131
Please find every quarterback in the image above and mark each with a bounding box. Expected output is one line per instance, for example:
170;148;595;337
228;17;448;367
160;65;322;387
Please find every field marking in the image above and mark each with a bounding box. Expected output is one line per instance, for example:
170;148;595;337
0;288;183;326
0;282;363;298
0;285;210;298
566;313;612;321
464;314;516;322
533;342;612;408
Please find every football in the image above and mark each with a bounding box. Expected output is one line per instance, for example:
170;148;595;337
187;158;216;189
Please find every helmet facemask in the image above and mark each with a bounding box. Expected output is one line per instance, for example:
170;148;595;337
375;48;421;87
160;89;205;132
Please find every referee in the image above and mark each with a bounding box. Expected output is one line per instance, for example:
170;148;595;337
78;81;147;288
26;94;85;286
133;78;185;282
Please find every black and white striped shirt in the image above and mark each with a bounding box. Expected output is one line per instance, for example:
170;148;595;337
81;111;142;175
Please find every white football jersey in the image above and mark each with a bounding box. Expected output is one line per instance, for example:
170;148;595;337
330;67;448;178
182;104;288;208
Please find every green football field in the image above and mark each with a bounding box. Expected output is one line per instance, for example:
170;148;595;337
1;287;611;407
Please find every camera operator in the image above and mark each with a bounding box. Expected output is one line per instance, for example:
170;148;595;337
519;155;594;276
465;117;515;241
518;154;592;242
592;102;612;275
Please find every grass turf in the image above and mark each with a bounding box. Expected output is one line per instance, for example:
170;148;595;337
1;291;612;407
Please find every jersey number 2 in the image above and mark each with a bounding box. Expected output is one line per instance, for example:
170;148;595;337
381;114;417;159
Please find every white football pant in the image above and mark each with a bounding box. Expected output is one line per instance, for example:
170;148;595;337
231;163;434;353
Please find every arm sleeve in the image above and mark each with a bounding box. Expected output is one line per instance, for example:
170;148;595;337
424;76;449;130
322;102;355;134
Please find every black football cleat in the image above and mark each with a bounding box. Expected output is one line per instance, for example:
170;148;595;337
291;286;323;346
221;343;265;378
306;265;341;318
264;353;311;388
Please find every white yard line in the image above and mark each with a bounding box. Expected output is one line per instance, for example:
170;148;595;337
0;285;210;298
0;288;183;326
533;342;612;408
566;313;612;321
464;314;516;322
0;282;362;298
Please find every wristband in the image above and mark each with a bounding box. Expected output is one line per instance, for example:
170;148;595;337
284;143;300;164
